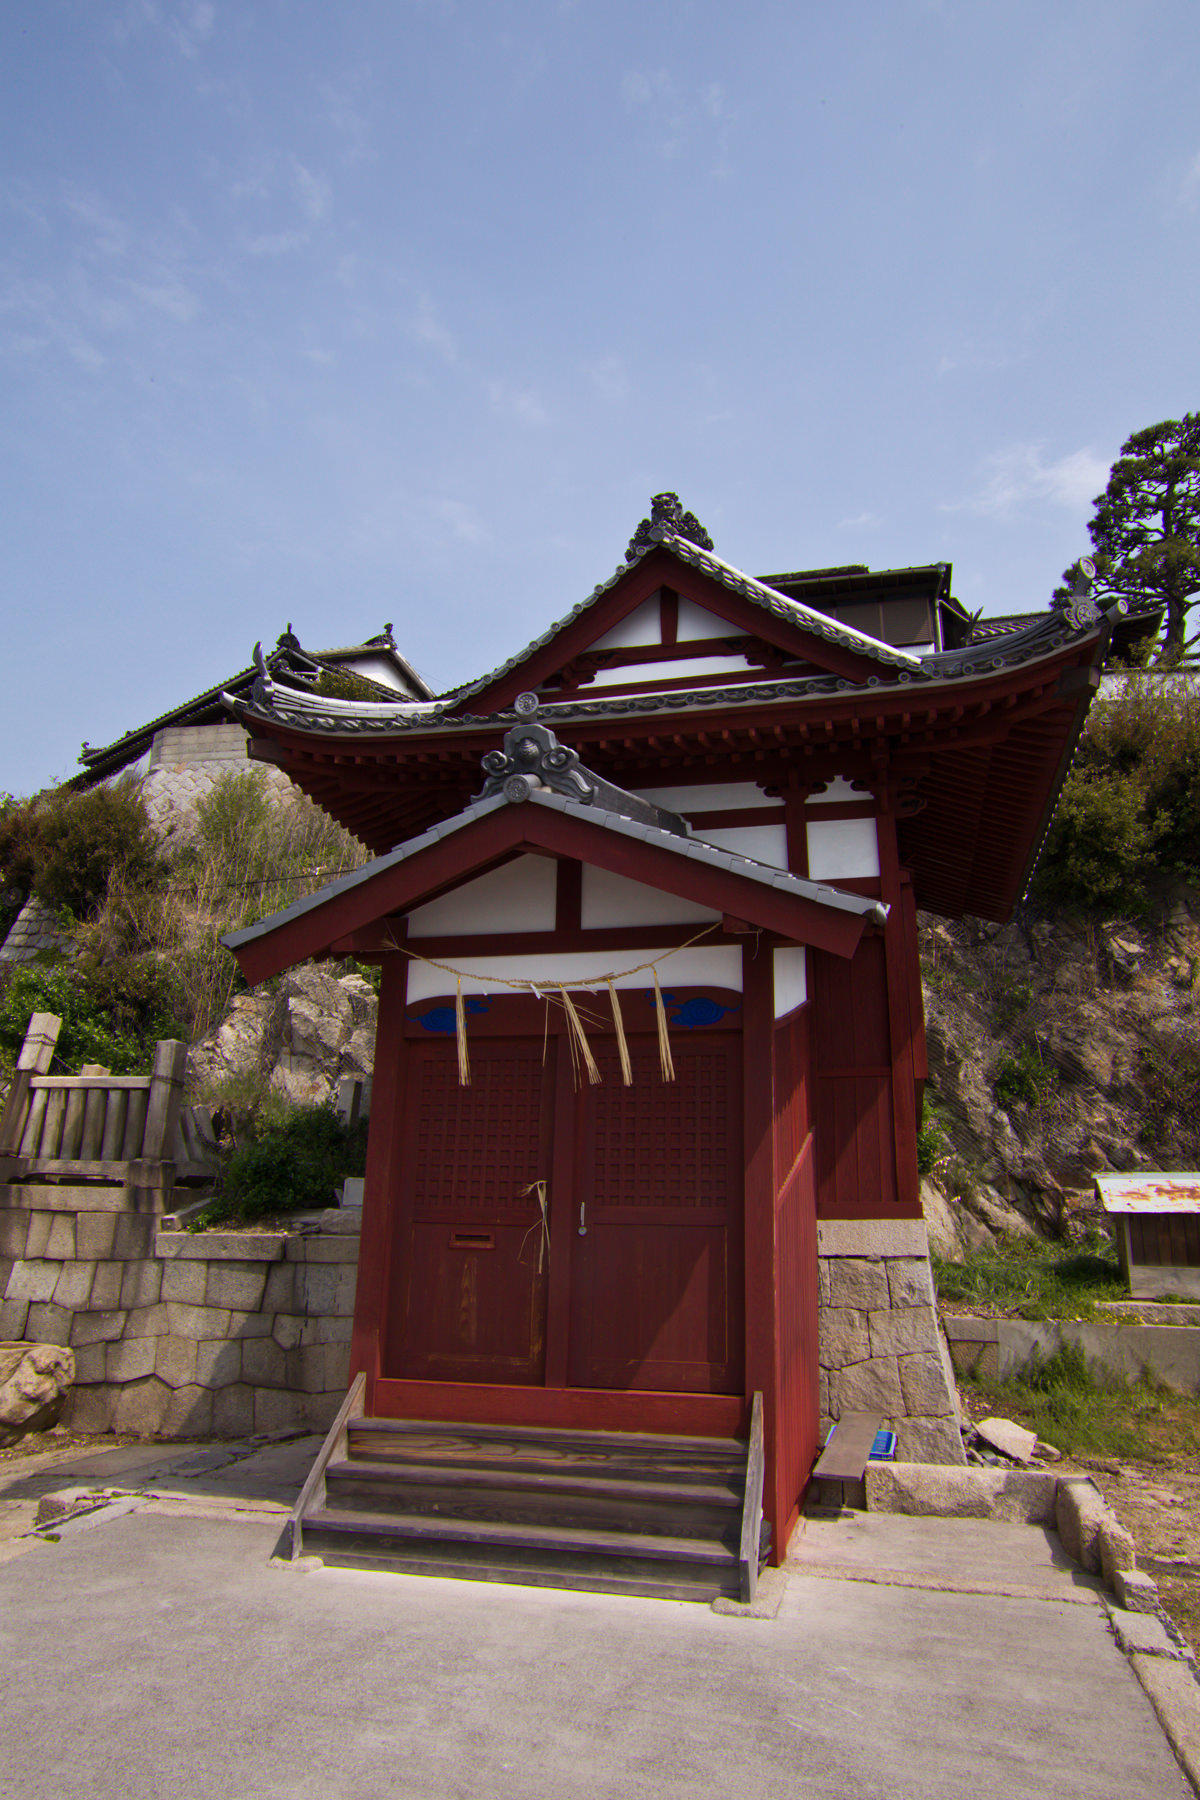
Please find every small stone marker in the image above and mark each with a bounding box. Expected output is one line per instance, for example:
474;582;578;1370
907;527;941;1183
974;1416;1037;1464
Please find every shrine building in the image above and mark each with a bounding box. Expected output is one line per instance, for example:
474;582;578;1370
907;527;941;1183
224;496;1114;1598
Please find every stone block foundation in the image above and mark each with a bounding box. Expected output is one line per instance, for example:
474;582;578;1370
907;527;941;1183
818;1217;966;1465
0;1186;355;1437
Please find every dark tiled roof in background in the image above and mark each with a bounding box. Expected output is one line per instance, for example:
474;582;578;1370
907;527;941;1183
436;529;924;711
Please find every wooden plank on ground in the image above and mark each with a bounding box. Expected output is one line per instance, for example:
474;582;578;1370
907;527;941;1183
811;1412;883;1482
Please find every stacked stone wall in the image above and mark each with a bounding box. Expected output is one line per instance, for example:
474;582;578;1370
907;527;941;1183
818;1217;966;1464
140;725;294;850
0;1186;355;1438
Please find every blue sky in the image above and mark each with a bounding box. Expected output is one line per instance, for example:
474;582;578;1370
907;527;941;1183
3;0;1198;795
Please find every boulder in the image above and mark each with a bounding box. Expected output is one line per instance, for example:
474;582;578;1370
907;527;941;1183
0;1342;76;1444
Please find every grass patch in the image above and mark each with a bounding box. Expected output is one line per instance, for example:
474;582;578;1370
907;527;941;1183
964;1342;1199;1462
933;1234;1126;1321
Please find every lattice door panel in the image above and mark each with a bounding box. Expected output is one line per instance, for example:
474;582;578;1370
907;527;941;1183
569;1033;743;1394
587;1042;737;1215
393;1039;554;1385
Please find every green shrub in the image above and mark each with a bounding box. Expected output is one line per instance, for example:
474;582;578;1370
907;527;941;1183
192;1103;368;1226
1034;678;1200;907
993;1042;1053;1111
916;1093;950;1175
1033;768;1158;911
13;779;164;922
0;960;144;1073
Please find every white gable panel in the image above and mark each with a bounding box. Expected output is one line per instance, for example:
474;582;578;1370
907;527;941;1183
677;598;734;641
585;653;752;688
694;824;789;870
773;947;807;1018
581;866;719;929
407;946;742;1003
806;818;880;880
588;600;661;651
406;853;558;937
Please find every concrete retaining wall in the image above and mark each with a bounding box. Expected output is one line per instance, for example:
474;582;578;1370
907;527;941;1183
943;1313;1200;1395
0;1185;356;1437
818;1218;966;1465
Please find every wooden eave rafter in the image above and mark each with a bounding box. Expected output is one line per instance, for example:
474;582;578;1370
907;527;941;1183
239;633;1101;921
226;799;879;987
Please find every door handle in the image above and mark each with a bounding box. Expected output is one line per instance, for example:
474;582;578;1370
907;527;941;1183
578;1201;587;1237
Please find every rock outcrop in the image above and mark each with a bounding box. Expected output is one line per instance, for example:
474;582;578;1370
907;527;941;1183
188;963;378;1109
0;1342;75;1443
919;895;1200;1243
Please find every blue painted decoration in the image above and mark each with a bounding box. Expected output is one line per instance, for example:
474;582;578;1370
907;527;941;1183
648;991;741;1029
412;998;490;1035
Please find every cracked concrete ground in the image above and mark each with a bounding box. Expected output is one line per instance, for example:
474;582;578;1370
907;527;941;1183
0;1438;1195;1799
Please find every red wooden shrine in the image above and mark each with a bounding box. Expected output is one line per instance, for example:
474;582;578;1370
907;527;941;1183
226;497;1113;1561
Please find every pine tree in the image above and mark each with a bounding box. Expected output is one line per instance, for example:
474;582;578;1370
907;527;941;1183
1056;415;1200;667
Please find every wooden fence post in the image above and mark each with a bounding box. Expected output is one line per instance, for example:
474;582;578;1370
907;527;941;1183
133;1039;188;1204
0;1012;61;1171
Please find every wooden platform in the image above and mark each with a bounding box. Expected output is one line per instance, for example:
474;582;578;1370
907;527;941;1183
287;1378;766;1602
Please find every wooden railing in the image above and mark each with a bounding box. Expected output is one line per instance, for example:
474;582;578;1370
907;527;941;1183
0;1012;216;1197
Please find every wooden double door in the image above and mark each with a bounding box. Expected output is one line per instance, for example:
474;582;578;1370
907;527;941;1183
388;993;744;1396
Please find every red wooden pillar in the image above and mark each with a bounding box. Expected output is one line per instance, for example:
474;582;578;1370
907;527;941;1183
741;937;781;1554
349;953;409;1404
875;798;921;1214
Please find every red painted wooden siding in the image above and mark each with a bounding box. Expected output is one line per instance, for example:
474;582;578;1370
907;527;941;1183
770;1005;820;1555
809;936;910;1217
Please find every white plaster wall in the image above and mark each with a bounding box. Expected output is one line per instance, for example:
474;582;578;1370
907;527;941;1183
676;599;729;640
343;654;408;693
695;823;789;869
406;854;558;937
773;947;807;1018
806;817;880;880
808;776;871;806
586;653;752;687
407;945;742;1004
580;866;719;929
589;600;660;651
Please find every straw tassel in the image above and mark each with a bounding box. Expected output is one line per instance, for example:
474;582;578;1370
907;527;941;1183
652;967;675;1082
559;988;601;1086
455;978;471;1086
607;981;633;1085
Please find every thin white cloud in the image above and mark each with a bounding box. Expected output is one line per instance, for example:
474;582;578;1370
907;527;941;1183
584;354;629;405
945;444;1109;518
242;229;311;257
620;69;733;172
1176;148;1200;210
291;160;331;225
113;0;215;57
408;293;457;364
837;510;882;531
488;379;550;428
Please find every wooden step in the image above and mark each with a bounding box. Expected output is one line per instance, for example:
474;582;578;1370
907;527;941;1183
345;1420;746;1482
301;1507;740;1599
323;1459;741;1536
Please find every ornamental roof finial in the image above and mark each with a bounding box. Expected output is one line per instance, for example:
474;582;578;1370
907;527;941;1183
625;493;714;563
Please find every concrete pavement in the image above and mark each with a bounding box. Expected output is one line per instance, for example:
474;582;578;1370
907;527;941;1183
0;1436;1194;1799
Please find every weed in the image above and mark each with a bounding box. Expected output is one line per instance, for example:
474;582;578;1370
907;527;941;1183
963;1342;1176;1460
933;1233;1125;1321
993;1041;1053;1111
